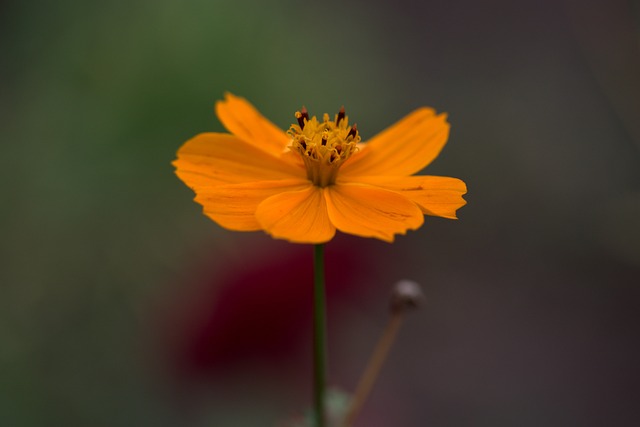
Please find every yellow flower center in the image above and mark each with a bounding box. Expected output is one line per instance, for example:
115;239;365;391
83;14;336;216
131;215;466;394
287;107;361;187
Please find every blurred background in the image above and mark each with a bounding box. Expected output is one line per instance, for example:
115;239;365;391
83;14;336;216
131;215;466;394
1;0;639;425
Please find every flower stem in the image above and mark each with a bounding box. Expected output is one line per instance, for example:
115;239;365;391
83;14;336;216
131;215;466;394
343;311;405;427
313;243;327;427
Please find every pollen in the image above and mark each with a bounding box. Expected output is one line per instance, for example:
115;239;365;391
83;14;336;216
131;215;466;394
288;106;361;187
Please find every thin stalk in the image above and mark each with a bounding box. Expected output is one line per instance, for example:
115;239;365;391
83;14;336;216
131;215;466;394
342;311;405;427
313;243;327;427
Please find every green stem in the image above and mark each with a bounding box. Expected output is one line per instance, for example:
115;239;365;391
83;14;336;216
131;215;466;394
313;243;327;427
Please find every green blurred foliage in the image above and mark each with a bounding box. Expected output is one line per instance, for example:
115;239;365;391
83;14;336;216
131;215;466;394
0;1;402;425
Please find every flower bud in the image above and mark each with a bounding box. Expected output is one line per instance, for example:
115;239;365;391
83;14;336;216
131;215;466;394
390;280;424;314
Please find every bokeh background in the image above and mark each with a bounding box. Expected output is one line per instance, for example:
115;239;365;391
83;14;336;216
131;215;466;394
2;0;640;425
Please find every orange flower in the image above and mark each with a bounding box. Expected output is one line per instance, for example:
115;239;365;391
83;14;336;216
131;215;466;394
173;93;467;244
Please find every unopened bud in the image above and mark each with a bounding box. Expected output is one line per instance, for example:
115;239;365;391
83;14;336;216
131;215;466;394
390;280;424;314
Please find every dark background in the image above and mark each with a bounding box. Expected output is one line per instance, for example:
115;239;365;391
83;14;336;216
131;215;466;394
1;0;639;425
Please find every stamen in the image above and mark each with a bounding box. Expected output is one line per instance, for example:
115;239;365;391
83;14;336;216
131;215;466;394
287;106;360;187
336;106;345;124
296;107;309;129
347;124;358;139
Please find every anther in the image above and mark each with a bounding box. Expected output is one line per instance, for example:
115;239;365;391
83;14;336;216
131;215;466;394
336;106;345;124
347;124;358;139
321;130;329;146
296;107;309;129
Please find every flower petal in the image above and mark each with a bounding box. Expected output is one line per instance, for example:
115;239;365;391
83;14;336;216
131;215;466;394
352;176;467;219
256;186;336;244
194;179;312;231
215;93;291;157
173;133;305;188
324;183;424;242
341;108;450;177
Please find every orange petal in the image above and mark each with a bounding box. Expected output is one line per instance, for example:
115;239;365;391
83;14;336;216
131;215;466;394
352;175;467;219
173;133;305;188
341;108;450;177
324;183;424;242
194;179;312;231
256;186;336;244
215;93;291;157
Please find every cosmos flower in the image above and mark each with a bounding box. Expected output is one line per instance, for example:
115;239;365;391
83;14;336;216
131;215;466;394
173;93;466;243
